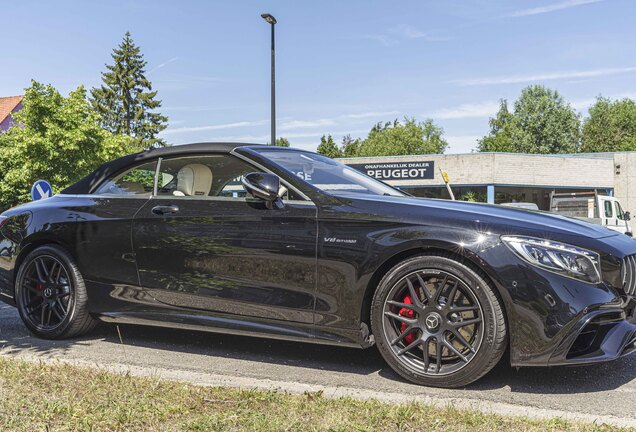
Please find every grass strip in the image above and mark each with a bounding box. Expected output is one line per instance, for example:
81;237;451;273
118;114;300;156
0;357;628;431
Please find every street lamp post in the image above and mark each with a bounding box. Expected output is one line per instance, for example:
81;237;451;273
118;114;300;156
261;13;277;146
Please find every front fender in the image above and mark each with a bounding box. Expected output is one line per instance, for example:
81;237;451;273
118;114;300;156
314;217;506;331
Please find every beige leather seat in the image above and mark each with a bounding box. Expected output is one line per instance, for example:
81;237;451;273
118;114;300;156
173;164;213;196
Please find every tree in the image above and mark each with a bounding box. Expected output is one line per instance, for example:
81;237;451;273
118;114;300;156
340;134;361;157
275;137;290;147
477;100;516;152
478;85;580;154
316;135;343;158
354;117;448;157
0;81;139;210
91;32;168;148
581;97;636;152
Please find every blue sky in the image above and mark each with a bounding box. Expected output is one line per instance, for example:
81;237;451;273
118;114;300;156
2;0;635;153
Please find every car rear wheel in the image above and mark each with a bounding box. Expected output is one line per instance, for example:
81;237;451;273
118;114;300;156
371;254;507;388
15;245;97;339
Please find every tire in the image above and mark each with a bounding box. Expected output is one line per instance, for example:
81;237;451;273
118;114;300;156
371;253;507;388
15;244;97;339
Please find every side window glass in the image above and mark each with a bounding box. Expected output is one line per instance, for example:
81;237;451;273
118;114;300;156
604;200;613;218
155;154;306;201
615;202;624;219
157;155;261;198
94;161;156;196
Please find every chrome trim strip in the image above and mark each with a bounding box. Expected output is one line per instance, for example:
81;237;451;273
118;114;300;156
56;193;152;200
153;157;162;196
627;255;636;294
622;255;636;296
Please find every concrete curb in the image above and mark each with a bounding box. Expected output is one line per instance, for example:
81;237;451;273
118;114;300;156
3;351;636;429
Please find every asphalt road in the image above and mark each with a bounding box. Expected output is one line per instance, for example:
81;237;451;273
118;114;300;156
1;304;635;426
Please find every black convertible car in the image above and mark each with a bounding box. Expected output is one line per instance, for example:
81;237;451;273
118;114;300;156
0;143;635;387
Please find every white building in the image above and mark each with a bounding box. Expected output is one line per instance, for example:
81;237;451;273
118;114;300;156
340;152;636;215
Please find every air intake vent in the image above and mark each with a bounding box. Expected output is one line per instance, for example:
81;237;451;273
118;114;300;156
621;255;636;296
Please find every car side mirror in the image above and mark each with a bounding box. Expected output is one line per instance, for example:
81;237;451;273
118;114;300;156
624;211;631;221
242;172;284;209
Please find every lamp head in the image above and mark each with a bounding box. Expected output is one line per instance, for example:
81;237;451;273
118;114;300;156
261;13;277;25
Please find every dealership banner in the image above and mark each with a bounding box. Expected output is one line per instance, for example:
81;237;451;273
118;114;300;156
349;161;434;181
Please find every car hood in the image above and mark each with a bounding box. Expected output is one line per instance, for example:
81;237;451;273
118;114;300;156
336;193;619;241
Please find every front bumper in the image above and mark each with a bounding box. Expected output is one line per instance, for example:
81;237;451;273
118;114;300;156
478;238;636;367
548;298;636;366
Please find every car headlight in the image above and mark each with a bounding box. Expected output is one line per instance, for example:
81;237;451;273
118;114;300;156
501;236;601;284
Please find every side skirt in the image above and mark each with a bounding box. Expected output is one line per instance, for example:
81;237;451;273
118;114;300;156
95;310;374;349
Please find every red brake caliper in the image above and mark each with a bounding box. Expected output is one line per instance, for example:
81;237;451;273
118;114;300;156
399;295;415;344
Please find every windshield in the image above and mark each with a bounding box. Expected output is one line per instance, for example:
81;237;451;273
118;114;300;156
256;149;405;197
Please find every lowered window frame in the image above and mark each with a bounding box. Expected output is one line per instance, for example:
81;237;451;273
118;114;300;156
72;151;312;206
58;159;161;200
58;151;312;205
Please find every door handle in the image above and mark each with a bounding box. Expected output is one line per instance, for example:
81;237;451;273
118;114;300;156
152;204;180;215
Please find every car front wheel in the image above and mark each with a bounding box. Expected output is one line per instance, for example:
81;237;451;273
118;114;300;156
15;244;97;339
371;254;507;388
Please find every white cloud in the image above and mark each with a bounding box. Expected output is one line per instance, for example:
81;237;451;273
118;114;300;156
340;110;399;119
451;66;636;86
391;24;427;39
148;57;178;74
507;0;603;17
162;120;268;135
446;135;480;154
361;34;398;47
162;106;236;112
571;91;636;111
570;97;598;111
363;24;447;46
163;110;401;137
388;24;448;42
279;118;336;131
213;129;370;142
427;101;500;119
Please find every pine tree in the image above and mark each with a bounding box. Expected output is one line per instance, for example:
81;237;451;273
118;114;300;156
316;135;343;158
275;137;290;147
91;32;168;148
341;134;361;157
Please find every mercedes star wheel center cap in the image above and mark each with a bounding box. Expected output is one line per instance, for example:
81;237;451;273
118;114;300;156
425;312;441;331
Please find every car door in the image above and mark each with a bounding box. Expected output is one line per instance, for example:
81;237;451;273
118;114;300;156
613;200;629;234
74;159;157;295
600;197;622;233
132;153;318;325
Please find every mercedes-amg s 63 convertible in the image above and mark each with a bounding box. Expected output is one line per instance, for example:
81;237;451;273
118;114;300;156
0;143;635;388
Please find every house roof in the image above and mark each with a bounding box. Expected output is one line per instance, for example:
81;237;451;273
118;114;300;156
0;95;23;125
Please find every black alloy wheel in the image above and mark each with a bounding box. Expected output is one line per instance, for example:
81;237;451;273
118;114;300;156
16;245;96;339
382;269;483;376
371;254;507;388
20;255;72;330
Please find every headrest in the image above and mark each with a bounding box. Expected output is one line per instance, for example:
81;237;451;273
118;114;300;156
175;163;213;196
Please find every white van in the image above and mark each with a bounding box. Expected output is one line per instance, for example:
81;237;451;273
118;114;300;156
549;191;632;236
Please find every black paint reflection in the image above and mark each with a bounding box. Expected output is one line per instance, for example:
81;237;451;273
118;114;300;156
134;198;317;324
